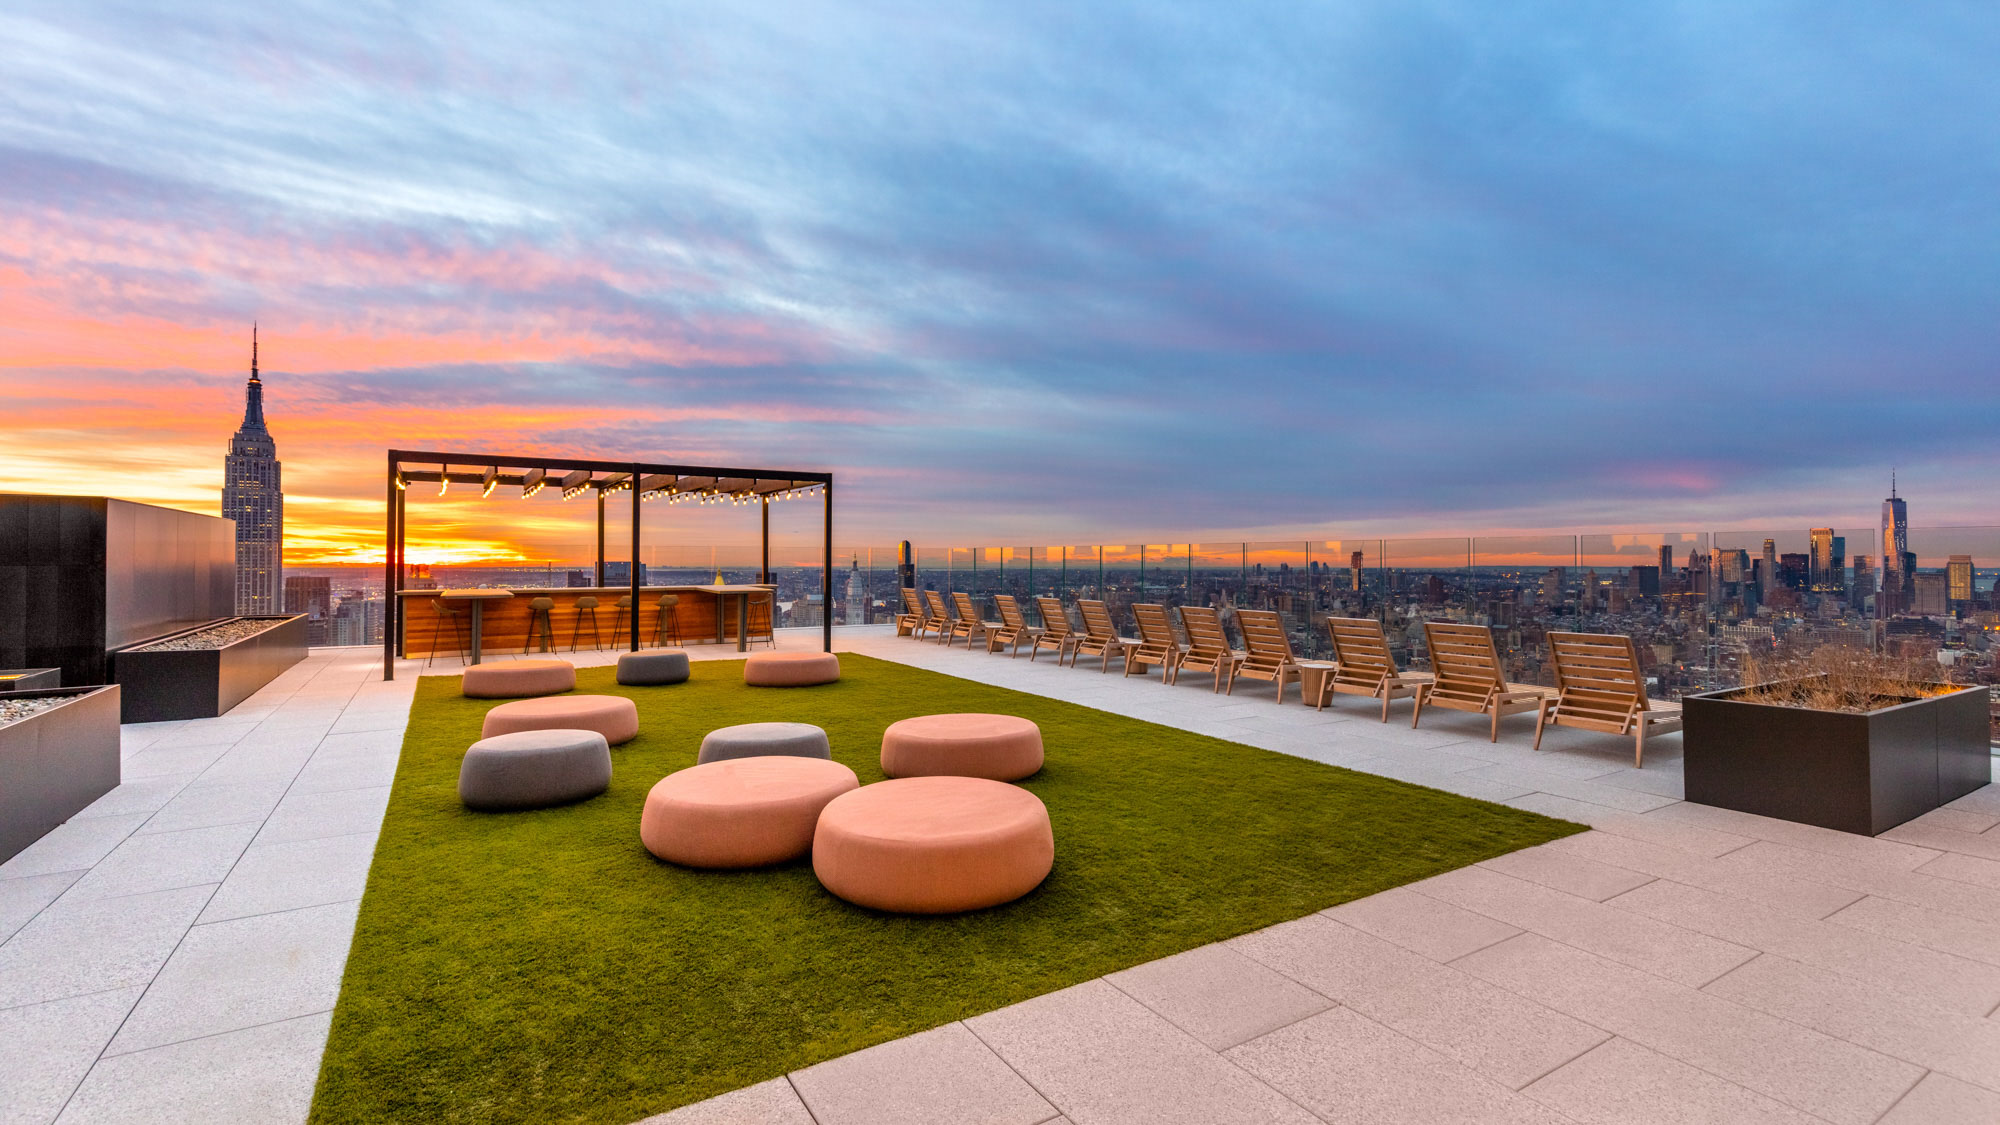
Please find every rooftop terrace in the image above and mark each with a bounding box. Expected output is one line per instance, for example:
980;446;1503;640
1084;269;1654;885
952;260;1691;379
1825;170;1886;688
4;625;1998;1124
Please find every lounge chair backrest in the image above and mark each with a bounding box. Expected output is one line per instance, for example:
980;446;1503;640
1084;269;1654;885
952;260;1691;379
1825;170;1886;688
1326;617;1396;679
951;591;980;622
1422;621;1504;693
1179;606;1231;656
901;587;924;616
924;589;949;619
1548;631;1651;714
995;595;1027;630
1036;597;1073;637
1078;599;1117;640
1236;609;1293;662
1133;603;1177;648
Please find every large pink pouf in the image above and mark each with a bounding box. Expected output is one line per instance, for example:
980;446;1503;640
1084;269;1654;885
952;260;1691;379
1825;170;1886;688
881;714;1043;781
744;651;841;687
641;757;859;869
813;777;1053;914
481;694;639;745
461;659;575;699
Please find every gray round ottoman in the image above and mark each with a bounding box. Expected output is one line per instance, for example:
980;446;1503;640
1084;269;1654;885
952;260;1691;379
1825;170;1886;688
697;722;832;765
618;649;691;686
459;729;613;811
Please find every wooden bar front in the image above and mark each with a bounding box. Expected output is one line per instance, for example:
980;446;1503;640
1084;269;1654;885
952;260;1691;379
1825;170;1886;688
396;586;774;658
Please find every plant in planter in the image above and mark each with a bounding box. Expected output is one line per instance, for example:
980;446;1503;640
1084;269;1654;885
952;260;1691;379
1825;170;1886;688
1684;648;1992;836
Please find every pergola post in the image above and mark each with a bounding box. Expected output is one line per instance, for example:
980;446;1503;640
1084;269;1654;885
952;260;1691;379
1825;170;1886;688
761;494;771;583
595;489;606;589
821;479;833;652
383;452;397;681
629;462;641;651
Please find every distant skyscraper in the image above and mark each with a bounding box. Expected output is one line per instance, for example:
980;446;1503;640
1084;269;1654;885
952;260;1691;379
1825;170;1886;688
1809;528;1835;592
1760;539;1777;599
223;327;282;614
1349;550;1364;592
1851;555;1874;605
1658;545;1673;579
283;575;331;646
1947;554;1973;606
844;558;867;625
1913;573;1947;616
1879;475;1908;618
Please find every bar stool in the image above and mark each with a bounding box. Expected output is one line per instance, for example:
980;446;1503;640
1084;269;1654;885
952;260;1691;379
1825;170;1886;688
523;597;555;654
609;595;636;648
570;596;602;651
426;599;469;666
748;592;776;648
653;594;682;647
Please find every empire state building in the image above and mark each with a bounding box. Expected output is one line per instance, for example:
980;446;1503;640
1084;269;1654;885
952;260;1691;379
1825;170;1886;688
223;327;283;613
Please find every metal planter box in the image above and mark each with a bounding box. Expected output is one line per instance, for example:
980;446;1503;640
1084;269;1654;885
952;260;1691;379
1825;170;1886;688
1683;681;1991;836
0;668;61;694
112;615;308;723
0;684;121;863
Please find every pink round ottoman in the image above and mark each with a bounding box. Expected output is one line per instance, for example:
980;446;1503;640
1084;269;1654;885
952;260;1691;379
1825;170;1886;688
813;777;1053;914
461;659;575;699
881;714;1043;781
744;651;841;687
641;757;859;869
481;694;639;745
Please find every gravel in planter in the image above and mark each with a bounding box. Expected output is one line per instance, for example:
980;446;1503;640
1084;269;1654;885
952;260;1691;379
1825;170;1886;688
0;695;72;727
130;619;276;651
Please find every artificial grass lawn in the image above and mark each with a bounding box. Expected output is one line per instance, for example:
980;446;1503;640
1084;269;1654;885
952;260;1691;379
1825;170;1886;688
312;653;1583;1124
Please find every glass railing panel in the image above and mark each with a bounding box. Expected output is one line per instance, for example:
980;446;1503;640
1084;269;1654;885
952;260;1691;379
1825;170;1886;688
1242;541;1314;656
1377;538;1471;670
1097;544;1142;624
1143;543;1188;608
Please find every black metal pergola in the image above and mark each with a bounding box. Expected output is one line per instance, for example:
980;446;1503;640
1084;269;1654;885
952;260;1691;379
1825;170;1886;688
383;449;833;680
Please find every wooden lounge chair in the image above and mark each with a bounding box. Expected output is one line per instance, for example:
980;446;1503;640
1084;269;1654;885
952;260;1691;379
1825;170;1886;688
1229;609;1300;703
1124;603;1181;680
1536;631;1684;767
987;595;1040;656
921;589;951;643
897;587;926;638
1072;600;1128;673
1172;605;1243;692
947;592;991;648
1413;621;1549;740
1317;617;1426;720
1032;597;1082;664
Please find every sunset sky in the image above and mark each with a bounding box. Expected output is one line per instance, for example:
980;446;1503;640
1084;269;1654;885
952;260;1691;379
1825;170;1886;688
3;3;1995;565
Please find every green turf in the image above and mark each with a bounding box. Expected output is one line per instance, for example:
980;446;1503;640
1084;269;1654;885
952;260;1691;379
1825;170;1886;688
310;653;1583;1124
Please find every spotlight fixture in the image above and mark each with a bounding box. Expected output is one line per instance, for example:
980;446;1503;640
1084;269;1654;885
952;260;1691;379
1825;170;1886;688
481;466;498;498
522;468;546;499
559;470;591;500
438;464;449;496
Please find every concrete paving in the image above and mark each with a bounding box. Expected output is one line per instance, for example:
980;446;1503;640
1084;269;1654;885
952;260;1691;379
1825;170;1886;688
4;627;1998;1124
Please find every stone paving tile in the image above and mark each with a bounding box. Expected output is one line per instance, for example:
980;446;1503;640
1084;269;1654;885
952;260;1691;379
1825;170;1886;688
1544;830;1864;919
0;869;84;944
57;1010;332;1125
1646;803;1943;870
1320;885;1523;963
0;986;144;1125
1945;785;2000;817
61;821;258;902
965;980;1320;1125
1475;841;1655;902
633;1078;817;1125
1105;942;1332;1051
1455;932;1921;1125
0;885;212;1010
1465;764;1679;814
286;749;400;796
1230;915;1608;1090
1907;806;2000;834
1715;841;2000;927
1504;792;1632;826
120;742;238;781
107;900;359;1054
197;831;378;924
1875;1072;2000;1125
133;777;292;836
789;1022;1056;1125
1227;1005;1570;1125
188;743;317;785
1408;865;1756;988
254;785;392;845
67;777;193;822
1911;850;2000;890
1519;1035;1826;1125
1702;952;2000;1093
1606;878;2000;1018
1880;820;2000;863
1824;894;2000;968
1582;809;1756;858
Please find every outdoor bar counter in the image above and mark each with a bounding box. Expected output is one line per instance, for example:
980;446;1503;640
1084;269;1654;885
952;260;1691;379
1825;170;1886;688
396;585;775;661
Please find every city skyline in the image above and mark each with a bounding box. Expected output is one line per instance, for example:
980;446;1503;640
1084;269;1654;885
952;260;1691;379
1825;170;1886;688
221;327;282;610
3;4;1998;561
